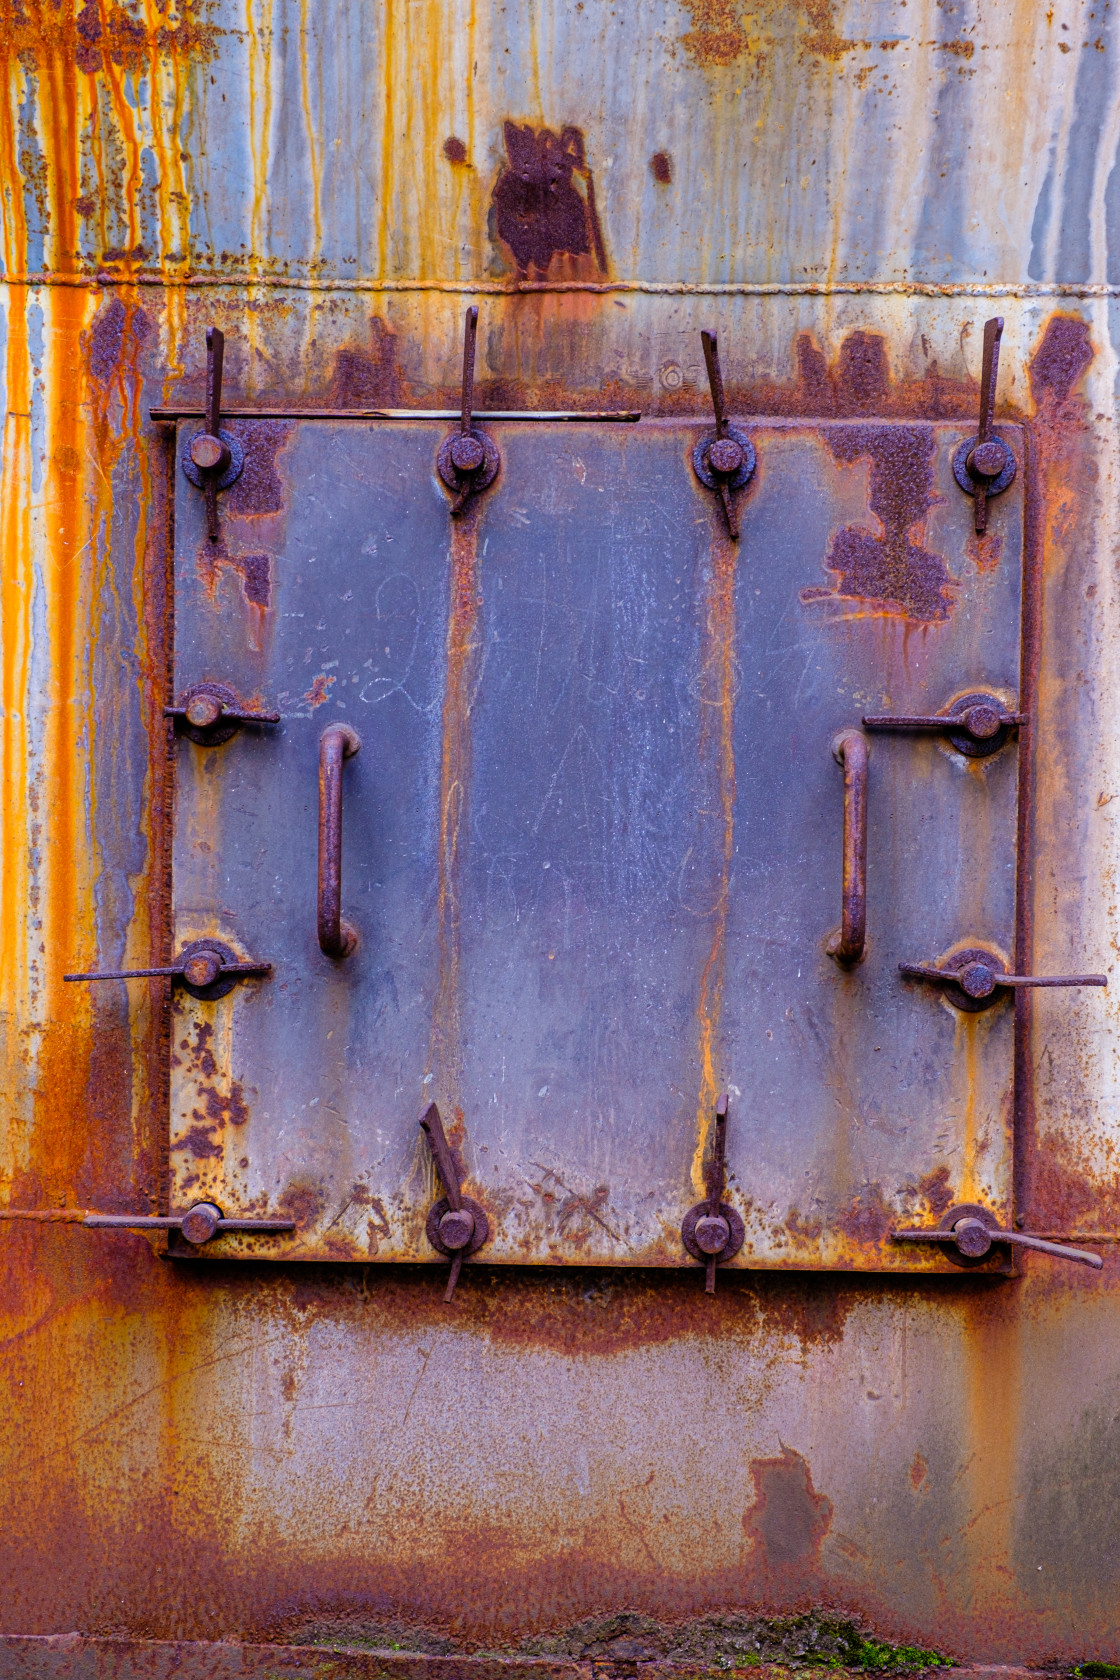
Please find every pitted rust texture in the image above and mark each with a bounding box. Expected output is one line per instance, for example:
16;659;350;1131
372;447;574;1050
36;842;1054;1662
0;282;1117;1661
801;424;957;622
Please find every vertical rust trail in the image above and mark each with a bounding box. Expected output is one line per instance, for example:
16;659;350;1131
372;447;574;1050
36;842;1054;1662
691;524;738;1189
429;504;483;1135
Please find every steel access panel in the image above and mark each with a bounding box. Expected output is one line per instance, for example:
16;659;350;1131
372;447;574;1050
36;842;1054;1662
169;416;1023;1270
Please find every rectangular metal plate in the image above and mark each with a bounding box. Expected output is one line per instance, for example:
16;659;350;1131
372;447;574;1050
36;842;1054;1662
170;417;1023;1269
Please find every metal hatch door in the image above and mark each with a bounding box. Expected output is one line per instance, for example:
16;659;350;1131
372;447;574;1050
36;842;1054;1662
168;412;1023;1271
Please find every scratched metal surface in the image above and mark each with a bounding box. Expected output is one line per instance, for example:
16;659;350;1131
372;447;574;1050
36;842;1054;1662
3;0;1120;1664
171;418;1022;1269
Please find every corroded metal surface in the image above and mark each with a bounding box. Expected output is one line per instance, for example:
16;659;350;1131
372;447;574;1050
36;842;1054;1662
2;0;1120;1666
167;415;1023;1271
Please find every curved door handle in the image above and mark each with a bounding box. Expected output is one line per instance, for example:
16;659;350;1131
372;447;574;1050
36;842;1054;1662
827;729;868;966
318;724;361;958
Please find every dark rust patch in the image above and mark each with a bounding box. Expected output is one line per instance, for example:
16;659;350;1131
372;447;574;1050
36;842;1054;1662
443;136;469;165
170;1124;222;1160
1029;314;1094;409
743;1447;834;1570
836;332;889;414
328;317;404;408
197;544;273;611
492;123;607;277
834;1184;894;1245
279;1182;327;1230
1031;1138;1120;1231
229;552;271;609
223;419;292;517
650;151;672;184
801;424;957;623
199;1080;249;1129
87;296;151;385
916;1165;954;1218
181;1020;217;1079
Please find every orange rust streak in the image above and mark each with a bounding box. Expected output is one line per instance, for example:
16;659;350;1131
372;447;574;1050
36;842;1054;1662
0;298;34;1094
691;526;738;1191
428;507;482;1129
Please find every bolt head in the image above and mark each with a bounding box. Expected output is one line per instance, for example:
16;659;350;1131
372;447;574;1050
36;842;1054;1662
694;1213;731;1255
708;438;744;477
450;435;486;474
959;961;997;999
962;703;1002;741
189;432;230;473
182;951;223;989
180;1202;222;1245
439;1207;476;1250
968;439;1006;480
952;1216;992;1259
185;694;224;729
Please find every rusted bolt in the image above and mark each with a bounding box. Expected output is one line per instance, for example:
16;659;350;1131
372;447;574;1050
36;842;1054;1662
693;1213;731;1255
189;431;231;474
450;435;486;474
181;950;224;990
180;1202;223;1245
185;693;224;730
707;437;744;477
950;1216;992;1259
967;439;1007;480
956;961;999;999
960;703;1002;741
438;1207;476;1250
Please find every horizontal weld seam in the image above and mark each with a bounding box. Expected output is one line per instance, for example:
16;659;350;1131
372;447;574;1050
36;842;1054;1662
3;275;1120;297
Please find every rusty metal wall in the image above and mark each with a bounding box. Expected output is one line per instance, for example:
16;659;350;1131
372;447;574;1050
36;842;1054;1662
3;0;1120;1663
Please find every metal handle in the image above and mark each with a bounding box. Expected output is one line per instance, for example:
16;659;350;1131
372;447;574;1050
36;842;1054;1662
0;1202;295;1246
894;1205;1103;1271
182;327;245;540
419;1101;489;1300
693;330;755;538
953;317;1017;534
900;952;1105;1004
680;1094;745;1292
64;938;270;1000
192;328;232;541
827;729;868;966
437;307;500;513
318;724;361;958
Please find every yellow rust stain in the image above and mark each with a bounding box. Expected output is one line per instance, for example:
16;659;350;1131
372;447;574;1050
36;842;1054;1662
690;524;738;1194
428;506;483;1136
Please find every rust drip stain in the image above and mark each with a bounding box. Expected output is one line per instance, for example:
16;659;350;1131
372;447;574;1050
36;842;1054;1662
690;524;738;1192
801;424;957;623
428;507;483;1136
492;123;608;279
